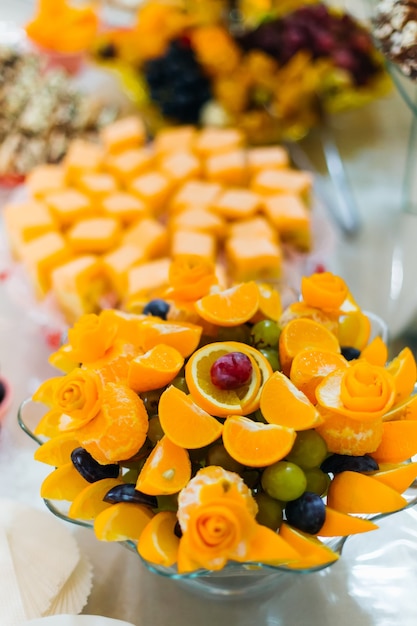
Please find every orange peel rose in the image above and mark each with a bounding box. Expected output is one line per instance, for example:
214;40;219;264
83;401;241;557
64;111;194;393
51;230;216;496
68;313;119;363
33;368;103;432
165;256;219;303
301;272;349;311
315;361;396;422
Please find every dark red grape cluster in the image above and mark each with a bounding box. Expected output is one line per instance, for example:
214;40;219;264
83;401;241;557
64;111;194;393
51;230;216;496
236;3;380;86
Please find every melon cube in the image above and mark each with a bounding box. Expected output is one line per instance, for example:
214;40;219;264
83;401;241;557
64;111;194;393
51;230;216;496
44;189;94;227
100;115;146;154
63;139;105;184
195;127;245;156
247;146;289;174
103;243;147;297
123;217;168;259
262;194;311;250
212;188;261;220
129;171;171;214
3;200;56;258
170;180;223;213
51;255;108;323
105;146;155;186
101;192;149;224
205;149;247;187
225;236;282;281
170;230;216;263
67;217;121;253
170;207;225;237
160;151;202;187
153;125;198;156
26;164;66;198
21;231;72;297
251;168;313;196
227;216;277;241
126;257;171;302
77;172;118;200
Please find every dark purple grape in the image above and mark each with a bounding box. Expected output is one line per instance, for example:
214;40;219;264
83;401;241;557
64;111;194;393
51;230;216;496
142;298;170;320
71;447;120;483
0;380;5;404
210;352;253;390
103;483;157;508
341;346;361;361
285;491;325;534
321;454;379;475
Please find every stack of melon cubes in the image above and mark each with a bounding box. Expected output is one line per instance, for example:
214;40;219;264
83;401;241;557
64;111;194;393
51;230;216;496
2;116;314;324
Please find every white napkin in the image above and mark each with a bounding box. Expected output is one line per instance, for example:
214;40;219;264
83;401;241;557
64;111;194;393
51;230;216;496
24;616;135;625
0;499;93;625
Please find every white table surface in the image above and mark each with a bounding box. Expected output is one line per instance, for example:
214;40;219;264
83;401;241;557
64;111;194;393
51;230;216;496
2;1;417;625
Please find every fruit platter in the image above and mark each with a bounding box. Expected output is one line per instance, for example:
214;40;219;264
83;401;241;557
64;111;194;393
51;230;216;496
18;264;417;596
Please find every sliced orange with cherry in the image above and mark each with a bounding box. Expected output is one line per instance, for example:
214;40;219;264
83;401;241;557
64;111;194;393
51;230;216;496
194;281;260;327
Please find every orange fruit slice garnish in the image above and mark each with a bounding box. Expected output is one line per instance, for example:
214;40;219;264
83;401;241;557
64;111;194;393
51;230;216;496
222;415;296;467
166;255;218;302
337;311;371;351
301;272;349;311
185;342;261;418
194;282;260;326
69;477;125;520
94;502;154;542
137;511;180;567
137;318;202;357
318;507;378;537
360;336;388;366
40;462;91;501
385;347;417;406
279;523;339;569
127;344;184;393
260;370;322;430
289;348;349;403
251;282;282;323
158;385;223;449
316;409;383;456
326;471;407;514
371;462;417;493
279;317;340;376
370;420;417;463
136;435;191;496
34;433;80;466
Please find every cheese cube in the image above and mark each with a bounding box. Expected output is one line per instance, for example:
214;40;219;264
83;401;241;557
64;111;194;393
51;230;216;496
44;189;94;227
170;207;224;238
67;217;121;253
205;149;247;187
101;192;149;224
262;194;311;250
251;168;313;196
225;236;282;281
160;151;202;187
153;126;198;156
228;216;276;241
212;188;261;220
3;200;56;258
123;217;168;259
105;146;155;186
170;180;223;213
63;139;105;184
21;231;72;297
100;116;146;154
171;230;216;263
77;172;118;200
103;243;147;297
247;146;289;174
129;171;171;214
126;257;171;301
26;164;66;198
195;127;245;156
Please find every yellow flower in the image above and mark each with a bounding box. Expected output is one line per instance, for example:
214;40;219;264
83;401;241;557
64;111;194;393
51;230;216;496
67;312;118;364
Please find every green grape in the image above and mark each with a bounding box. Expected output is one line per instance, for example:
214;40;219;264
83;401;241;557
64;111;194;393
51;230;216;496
206;442;244;473
157;493;178;512
147;415;165;445
304;467;331;496
250;320;281;350
216;324;252;344
261;461;307;501
140;388;164;416
242;469;261;490
171;375;189;393
255;492;283;530
259;347;280;371
285;430;328;469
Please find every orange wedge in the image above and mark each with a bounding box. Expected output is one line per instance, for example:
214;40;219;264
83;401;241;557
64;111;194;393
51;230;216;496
360;336;388;366
185;342;261;418
137;318;202;357
136;436;191;496
290;348;349;404
94;502;154;542
371;462;417;493
383;393;417;421
337;311;371;351
251;282;282;323
222;415;296;467
194;282;260;326
386;347;417;406
318;506;378;537
279;523;339;569
34;432;80;466
244;524;300;566
326;471;407;514
370;420;417;463
40;462;91;501
69;477;125;520
137;511;180;567
158;385;223;449
259;370;321;430
279;317;340;377
127;344;184;393
316;410;383;456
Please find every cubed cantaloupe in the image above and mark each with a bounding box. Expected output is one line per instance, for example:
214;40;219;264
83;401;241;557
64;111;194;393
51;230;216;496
126;257;171;302
205;149;247;187
129;171;171;214
212;188;261;220
51;254;108;323
227;216;277;241
101;192;149;224
63;139;105;184
170;180;223;213
100;115;147;154
77;172;119;200
122;217;168;259
170;207;225;237
170;230;216;263
262;193;311;251
104;146;155;186
153;125;198;156
67;217;121;253
3;200;56;258
44;189;94;227
247;146;289;174
251;168;313;196
102;243;147;298
160;151;202;187
225;236;282;281
194;127;245;156
20;231;73;297
26;164;66;198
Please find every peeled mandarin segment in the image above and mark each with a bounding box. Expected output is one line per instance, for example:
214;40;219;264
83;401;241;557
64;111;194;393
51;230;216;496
383;393;417;421
289;348;349;404
127;344;184;393
251;282;282;323
338;311;371;351
318;506;378;537
222;415;296;468
194;281;260;326
185;343;261;418
40;462;91;501
68;477;125;520
279;523;339;569
260;370;321;430
158;385;223;449
326;471;407;514
137;319;202;357
279;317;340;377
370;462;417;493
359;336;388;367
245;524;300;565
34;433;80;466
301;272;349;310
94;502;154;542
386;347;417;405
315;409;383;455
137;511;179;567
136;436;191;496
370;420;417;463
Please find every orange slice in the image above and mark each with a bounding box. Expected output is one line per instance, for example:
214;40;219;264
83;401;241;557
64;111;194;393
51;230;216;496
318;506;378;537
251;282;282;323
40;462;91;501
289;348;349;404
386;347;417;406
94;502;154;542
222;415;296;467
185;342;261;418
371;462;417;493
69;477;125;520
127;344;184;393
338;311;371;351
360;336;388;366
383;393;417;421
279;523;339;569
259;370;321;430
326;471;407;514
194;282;260;326
34;433;80;466
136;436;191;495
316;410;383;456
244;524;300;566
137;319;202;357
370;420;417;463
158;385;223;449
279;317;340;377
137;511;179;567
